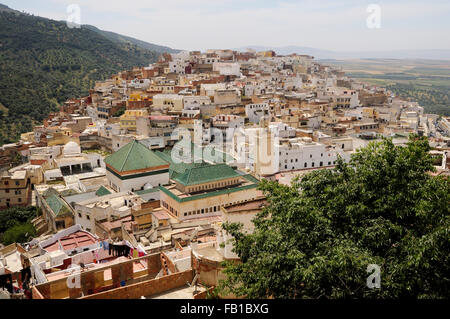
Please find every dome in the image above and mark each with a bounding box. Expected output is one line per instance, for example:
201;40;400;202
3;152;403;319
143;183;153;190
63;141;81;156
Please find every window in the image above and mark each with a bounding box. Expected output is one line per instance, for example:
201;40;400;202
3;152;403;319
86;215;90;220
304;163;307;168
78;213;82;218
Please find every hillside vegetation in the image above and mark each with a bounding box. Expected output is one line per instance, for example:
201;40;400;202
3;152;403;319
0;9;160;145
83;24;180;54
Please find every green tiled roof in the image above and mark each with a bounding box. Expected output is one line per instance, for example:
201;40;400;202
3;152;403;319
155;150;209;179
96;186;112;197
135;188;160;195
172;163;241;186
157;140;235;166
240;174;260;184
45;195;71;217
105;140;169;173
43;187;59;199
159;174;259;203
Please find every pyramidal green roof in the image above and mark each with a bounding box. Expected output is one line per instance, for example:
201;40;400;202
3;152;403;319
96;186;112;197
46;195;71;217
43;187;60;199
155;150;210;179
105;140;169;173
172;163;240;186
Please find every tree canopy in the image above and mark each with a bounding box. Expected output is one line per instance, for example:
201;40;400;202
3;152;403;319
1;222;36;245
0;206;40;234
219;136;449;299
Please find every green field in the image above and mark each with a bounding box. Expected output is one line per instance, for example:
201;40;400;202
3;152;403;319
320;59;450;116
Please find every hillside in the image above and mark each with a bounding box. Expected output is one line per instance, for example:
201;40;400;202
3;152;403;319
83;25;180;54
0;7;160;145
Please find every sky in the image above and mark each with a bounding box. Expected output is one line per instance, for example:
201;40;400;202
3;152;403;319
3;0;450;52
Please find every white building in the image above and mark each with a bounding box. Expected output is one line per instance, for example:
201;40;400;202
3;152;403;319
104;140;170;193
245;103;270;123
152;94;184;112
213;62;241;77
74;192;142;232
277;137;338;172
183;95;212;110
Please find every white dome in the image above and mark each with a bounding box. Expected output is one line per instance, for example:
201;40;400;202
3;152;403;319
63;141;81;156
143;183;153;190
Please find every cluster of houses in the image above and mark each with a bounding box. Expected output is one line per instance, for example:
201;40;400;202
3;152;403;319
0;49;449;299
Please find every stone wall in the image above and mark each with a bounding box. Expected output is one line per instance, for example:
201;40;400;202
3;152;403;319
81;269;194;299
35;253;162;299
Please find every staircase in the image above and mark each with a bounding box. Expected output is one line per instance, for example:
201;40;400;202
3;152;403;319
31;215;48;236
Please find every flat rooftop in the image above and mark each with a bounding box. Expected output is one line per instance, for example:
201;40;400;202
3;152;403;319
148;285;206;299
162;178;256;201
193;246;224;263
223;197;268;214
11;170;27;180
79;176;108;188
43;231;97;252
45;256;147;282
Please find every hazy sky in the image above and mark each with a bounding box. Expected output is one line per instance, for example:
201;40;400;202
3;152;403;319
3;0;450;52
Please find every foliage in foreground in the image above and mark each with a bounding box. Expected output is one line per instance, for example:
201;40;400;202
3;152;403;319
1;222;37;245
219;136;449;299
0;206;40;245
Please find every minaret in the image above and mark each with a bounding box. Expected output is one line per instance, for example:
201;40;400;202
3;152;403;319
255;116;277;178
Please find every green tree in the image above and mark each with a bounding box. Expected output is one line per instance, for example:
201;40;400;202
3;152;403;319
0;206;40;233
1;222;37;245
113;107;126;117
219;136;449;299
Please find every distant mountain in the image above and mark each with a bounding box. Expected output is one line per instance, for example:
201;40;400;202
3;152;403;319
83;25;180;54
235;45;336;59
0;3;14;12
0;5;162;145
234;45;450;60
